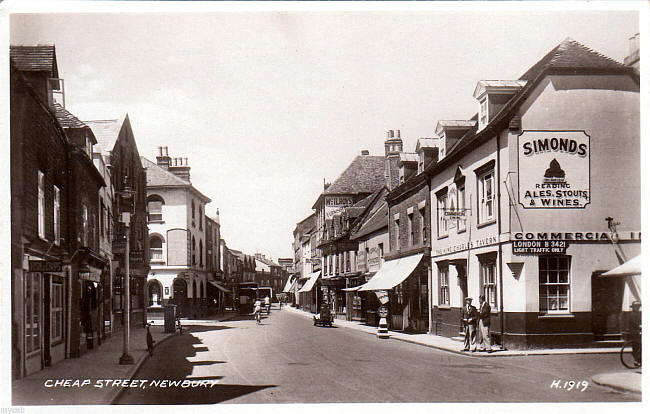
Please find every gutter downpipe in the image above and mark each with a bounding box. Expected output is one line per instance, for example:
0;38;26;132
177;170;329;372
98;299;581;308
495;128;506;350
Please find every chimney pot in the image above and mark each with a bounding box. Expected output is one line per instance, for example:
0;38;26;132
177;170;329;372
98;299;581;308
396;129;401;138
163;146;168;156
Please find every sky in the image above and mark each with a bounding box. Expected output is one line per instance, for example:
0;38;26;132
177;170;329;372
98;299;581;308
7;3;640;261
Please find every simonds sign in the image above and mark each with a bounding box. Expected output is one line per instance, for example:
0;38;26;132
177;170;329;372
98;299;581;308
518;130;590;209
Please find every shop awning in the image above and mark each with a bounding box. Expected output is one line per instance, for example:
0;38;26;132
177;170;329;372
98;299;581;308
602;255;642;277
282;278;297;293
358;253;423;291
342;285;363;292
208;281;232;294
297;271;321;293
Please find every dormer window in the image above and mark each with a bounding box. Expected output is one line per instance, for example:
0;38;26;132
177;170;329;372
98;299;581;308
479;97;488;129
473;80;527;131
86;135;93;158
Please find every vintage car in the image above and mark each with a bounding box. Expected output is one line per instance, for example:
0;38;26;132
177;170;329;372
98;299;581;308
313;306;334;327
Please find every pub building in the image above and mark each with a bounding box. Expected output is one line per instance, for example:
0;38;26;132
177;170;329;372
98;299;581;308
428;38;640;349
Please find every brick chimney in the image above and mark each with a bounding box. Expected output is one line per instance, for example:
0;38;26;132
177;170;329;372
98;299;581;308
168;156;191;181
360;150;370;155
156;146;171;170
384;129;403;190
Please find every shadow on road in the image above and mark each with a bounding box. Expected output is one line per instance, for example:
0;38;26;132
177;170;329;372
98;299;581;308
185;324;234;333
117;324;275;404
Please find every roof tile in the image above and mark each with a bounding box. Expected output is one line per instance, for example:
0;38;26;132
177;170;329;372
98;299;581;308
10;45;58;76
324;155;385;195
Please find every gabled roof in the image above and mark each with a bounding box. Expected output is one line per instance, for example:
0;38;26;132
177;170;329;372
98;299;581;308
519;37;627;82
473;80;527;98
323;155;385;195
85;116;127;155
10;45;58;76
435;120;477;136
351;201;388;240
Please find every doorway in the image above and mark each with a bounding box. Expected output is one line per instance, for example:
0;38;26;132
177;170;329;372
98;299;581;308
172;279;188;317
592;272;624;340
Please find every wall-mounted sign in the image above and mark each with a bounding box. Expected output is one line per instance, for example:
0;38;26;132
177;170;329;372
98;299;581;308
29;260;62;272
513;240;568;254
518;131;590;209
325;196;353;219
434;236;498;257
367;247;382;272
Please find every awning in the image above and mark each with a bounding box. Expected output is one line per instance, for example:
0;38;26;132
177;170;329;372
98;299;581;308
208;281;232;294
602;255;642;277
282;278;296;293
359;253;423;291
297;271;321;293
342;285;362;292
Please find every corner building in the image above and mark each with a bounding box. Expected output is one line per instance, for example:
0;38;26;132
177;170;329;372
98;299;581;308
429;39;640;349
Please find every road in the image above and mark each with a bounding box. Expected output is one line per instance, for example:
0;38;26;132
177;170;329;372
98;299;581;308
117;306;639;404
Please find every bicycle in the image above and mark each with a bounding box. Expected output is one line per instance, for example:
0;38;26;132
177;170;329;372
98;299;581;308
620;334;641;369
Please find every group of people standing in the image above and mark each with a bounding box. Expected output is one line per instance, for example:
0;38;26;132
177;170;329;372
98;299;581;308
461;295;493;353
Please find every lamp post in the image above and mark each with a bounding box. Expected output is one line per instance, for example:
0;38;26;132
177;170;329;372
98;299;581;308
118;187;135;365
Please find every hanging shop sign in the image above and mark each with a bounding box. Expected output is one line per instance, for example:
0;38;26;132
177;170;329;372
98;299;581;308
518;130;590;209
29;260;62;272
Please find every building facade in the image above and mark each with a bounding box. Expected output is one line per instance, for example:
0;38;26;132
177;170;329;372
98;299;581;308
142;147;211;318
428;38;640;349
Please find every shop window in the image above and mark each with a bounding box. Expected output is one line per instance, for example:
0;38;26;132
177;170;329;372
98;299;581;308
437;191;448;238
539;255;571;313
25;273;41;354
54;185;60;245
478;170;494;224
480;258;497;309
438;264;449;306
147;195;164;222
51;280;63;342
38;171;45;239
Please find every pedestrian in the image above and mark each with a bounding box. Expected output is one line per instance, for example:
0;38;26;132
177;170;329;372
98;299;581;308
264;295;271;314
254;300;262;324
461;297;477;352
477;295;493;352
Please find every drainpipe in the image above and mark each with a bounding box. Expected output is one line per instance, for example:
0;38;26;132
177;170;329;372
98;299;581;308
496;130;506;349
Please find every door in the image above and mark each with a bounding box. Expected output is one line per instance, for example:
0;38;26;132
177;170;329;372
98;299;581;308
592;272;624;339
172;279;188;317
24;272;43;375
456;264;467;334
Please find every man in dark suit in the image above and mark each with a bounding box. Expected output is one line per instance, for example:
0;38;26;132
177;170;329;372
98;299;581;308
477;295;493;352
461;297;477;352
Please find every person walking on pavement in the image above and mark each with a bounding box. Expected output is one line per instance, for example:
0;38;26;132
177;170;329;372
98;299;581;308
477;295;493;352
264;296;271;314
461;297;478;352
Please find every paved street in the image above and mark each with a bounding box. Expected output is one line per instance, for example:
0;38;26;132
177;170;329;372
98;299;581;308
116;307;639;404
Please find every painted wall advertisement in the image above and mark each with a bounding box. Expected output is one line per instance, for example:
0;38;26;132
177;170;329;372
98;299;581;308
518;130;590;209
325;196;353;219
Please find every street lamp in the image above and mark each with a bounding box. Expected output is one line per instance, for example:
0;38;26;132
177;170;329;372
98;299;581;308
118;186;135;365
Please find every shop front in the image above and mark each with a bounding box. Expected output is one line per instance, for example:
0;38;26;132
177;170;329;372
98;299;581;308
297;271;321;313
358;253;425;332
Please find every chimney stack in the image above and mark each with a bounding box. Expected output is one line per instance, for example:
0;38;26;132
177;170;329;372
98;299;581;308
156;146;171;170
361;150;370;155
384;128;404;190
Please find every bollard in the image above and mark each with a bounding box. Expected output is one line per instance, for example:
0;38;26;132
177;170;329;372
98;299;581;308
377;317;390;339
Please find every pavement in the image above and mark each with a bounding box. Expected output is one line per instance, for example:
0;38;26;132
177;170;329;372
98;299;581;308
283;305;642;395
12;311;237;405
